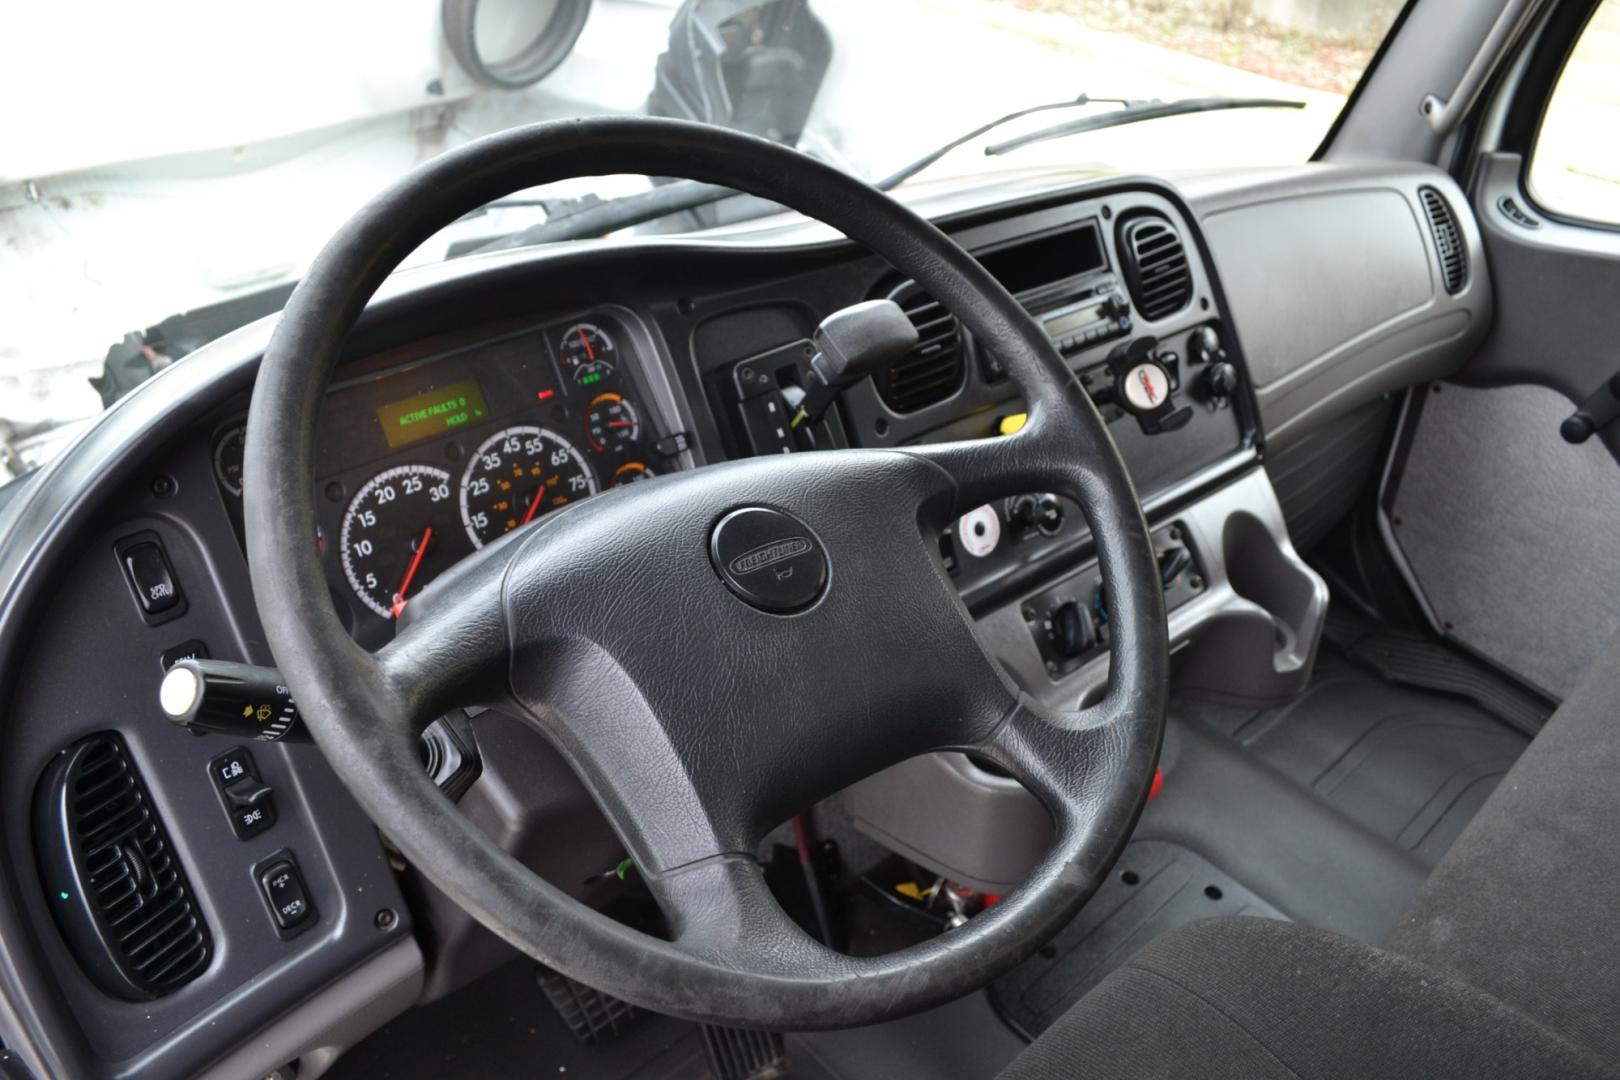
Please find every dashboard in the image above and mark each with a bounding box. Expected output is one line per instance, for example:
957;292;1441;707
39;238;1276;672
0;162;1489;1079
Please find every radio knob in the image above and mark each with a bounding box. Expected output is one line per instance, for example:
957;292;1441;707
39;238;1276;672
1200;362;1239;402
1189;325;1222;365
1103;292;1130;319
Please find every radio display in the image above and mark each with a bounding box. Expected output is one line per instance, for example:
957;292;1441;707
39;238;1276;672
978;220;1107;296
376;377;490;448
1043;302;1106;339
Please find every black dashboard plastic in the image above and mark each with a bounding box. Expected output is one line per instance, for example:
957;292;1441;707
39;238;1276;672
0;168;1265;1074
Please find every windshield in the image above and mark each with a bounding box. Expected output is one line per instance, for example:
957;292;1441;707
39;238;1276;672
0;0;1403;470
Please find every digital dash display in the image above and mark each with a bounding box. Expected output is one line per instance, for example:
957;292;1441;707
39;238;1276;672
376;377;490;448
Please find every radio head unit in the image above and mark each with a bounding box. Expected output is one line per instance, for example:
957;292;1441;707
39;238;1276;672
1037;282;1133;356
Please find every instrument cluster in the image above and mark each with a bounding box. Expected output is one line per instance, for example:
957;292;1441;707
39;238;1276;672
210;310;669;645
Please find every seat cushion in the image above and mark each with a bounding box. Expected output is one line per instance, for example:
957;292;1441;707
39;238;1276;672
1388;632;1620;1066
999;916;1612;1080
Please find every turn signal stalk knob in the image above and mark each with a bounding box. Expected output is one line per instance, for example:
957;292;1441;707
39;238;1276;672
159;659;307;742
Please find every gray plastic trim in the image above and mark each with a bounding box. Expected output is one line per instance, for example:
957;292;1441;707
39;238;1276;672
1177;163;1493;451
848;467;1327;889
1420;0;1540;134
197;938;423;1080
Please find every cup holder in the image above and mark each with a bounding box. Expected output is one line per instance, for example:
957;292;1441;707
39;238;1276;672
1173;510;1328;706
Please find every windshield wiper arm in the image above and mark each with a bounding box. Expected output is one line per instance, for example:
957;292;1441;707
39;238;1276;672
468;94;1144;254
983;96;1305;158
469;95;1302;254
468;180;740;254
871;93;1134;190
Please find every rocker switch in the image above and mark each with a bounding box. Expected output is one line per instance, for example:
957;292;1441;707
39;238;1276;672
256;854;315;932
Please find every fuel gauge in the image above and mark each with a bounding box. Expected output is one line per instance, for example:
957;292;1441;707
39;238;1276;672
610;461;656;487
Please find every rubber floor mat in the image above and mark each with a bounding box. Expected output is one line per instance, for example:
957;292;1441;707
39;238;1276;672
988;840;1284;1039
1216;655;1528;867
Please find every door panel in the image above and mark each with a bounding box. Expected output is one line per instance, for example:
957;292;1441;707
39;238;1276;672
1384;381;1620;698
1378;2;1620;698
1467;151;1620;463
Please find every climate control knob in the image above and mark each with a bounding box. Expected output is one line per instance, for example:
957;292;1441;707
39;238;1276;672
1007;493;1065;536
1051;601;1094;659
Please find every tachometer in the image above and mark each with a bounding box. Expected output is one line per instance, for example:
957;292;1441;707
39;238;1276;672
585;392;641;452
558;322;615;386
459;426;597;547
339;465;459;619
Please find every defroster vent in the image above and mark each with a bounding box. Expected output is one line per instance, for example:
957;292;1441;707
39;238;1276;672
34;732;211;1000
875;285;966;413
1420;186;1468;295
1117;213;1192;320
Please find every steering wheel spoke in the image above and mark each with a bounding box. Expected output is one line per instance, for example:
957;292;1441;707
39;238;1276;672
371;533;518;738
973;695;1154;842
648;854;838;970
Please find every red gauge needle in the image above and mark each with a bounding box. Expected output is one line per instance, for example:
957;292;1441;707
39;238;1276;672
576;327;595;361
606;420;635;428
520;489;544;526
390;527;432;619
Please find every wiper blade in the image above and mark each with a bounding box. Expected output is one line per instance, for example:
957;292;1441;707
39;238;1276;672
469;180;738;254
871;93;1134;190
468;93;1139;254
983;96;1305;158
467;95;1302;255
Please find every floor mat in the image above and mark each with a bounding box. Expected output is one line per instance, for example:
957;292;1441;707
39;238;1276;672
1186;654;1529;868
991;649;1531;1039
326;958;714;1080
988;840;1285;1039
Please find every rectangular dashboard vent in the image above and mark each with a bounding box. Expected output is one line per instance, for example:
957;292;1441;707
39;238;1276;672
1419;186;1468;295
34;732;211;1001
1117;214;1191;321
875;287;965;413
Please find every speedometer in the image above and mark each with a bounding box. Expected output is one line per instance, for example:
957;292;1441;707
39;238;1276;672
459;426;597;548
339;465;459;619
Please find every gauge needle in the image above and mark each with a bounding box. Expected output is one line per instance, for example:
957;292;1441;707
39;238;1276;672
390;527;432;619
606;420;635;428
521;489;544;526
576;327;595;361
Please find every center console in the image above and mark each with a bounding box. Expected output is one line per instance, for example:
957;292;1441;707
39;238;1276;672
697;185;1331;893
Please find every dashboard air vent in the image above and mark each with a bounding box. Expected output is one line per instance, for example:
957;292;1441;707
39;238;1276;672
1117;214;1191;320
1419;186;1468;294
876;287;966;413
34;732;211;1001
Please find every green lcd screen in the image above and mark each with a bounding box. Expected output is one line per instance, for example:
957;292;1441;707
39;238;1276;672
377;378;489;448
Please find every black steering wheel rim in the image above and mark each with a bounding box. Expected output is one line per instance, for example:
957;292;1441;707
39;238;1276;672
244;117;1168;1030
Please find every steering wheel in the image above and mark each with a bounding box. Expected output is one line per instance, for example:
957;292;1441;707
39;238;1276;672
243;118;1168;1030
